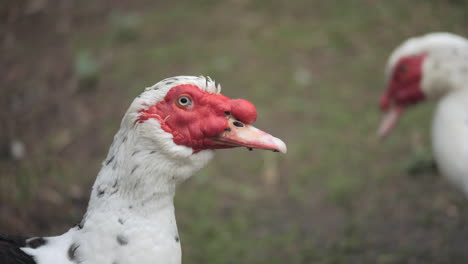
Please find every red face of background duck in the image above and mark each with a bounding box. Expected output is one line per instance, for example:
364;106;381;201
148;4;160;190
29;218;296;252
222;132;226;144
378;54;427;138
138;84;287;153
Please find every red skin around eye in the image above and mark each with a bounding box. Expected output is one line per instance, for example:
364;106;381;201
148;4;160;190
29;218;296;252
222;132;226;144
137;84;258;152
380;54;426;110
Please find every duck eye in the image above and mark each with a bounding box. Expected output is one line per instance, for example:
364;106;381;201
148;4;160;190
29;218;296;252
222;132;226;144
398;64;407;74
177;96;192;106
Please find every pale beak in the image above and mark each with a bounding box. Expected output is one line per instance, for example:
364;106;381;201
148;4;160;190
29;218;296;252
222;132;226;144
377;105;405;139
214;116;287;153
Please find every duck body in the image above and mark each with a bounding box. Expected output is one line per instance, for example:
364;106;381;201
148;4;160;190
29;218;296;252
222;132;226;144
378;32;468;196
432;88;468;193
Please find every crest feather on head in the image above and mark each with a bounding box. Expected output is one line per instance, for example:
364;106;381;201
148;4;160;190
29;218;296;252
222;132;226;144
145;76;221;94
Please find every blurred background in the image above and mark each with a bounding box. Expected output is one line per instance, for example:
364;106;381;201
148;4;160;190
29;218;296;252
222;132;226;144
2;0;468;263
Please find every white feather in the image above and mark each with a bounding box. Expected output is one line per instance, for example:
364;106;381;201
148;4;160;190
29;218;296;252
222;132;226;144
387;33;468;197
22;76;218;264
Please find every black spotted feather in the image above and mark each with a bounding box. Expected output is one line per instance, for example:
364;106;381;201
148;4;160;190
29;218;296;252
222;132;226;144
0;234;36;264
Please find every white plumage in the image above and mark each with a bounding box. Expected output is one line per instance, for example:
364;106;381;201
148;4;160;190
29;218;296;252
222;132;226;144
380;33;468;196
432;88;468;195
6;76;287;264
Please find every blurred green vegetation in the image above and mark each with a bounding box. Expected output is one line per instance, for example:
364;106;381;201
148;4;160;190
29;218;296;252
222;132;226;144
3;0;468;263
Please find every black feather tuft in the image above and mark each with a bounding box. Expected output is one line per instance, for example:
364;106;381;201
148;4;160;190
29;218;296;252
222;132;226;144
116;235;128;246
0;234;36;264
26;237;47;249
68;243;80;262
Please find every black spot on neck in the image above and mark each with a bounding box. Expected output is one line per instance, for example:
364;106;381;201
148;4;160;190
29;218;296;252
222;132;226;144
68;243;80;262
150;150;156;154
133;180;140;190
110;180;119;195
26;237;47;249
105;155;115;166
131;165;139;174
118;218;124;225
122;136;127;143
116;234;129;246
97;186;106;197
76;219;85;229
175;236;179;243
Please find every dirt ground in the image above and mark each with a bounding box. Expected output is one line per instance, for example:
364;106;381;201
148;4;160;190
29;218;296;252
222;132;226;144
2;1;468;263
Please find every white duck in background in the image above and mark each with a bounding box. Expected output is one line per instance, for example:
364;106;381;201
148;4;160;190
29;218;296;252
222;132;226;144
0;76;286;264
378;32;468;196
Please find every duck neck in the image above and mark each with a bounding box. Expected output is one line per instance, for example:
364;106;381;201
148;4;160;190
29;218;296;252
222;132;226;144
82;123;213;224
85;131;175;219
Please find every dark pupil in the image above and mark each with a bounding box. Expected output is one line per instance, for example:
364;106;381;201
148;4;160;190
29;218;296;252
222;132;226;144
399;64;407;74
180;98;188;104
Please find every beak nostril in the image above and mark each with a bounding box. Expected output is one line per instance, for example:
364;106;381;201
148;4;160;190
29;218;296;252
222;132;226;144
224;111;231;115
224;128;232;132
233;121;244;128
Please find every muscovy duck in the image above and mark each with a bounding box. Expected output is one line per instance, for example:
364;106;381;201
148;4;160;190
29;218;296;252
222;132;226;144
0;76;286;264
378;32;468;195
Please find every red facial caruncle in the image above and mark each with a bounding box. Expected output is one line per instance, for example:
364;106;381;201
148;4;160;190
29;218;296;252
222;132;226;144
377;54;427;138
137;84;286;153
380;53;427;111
